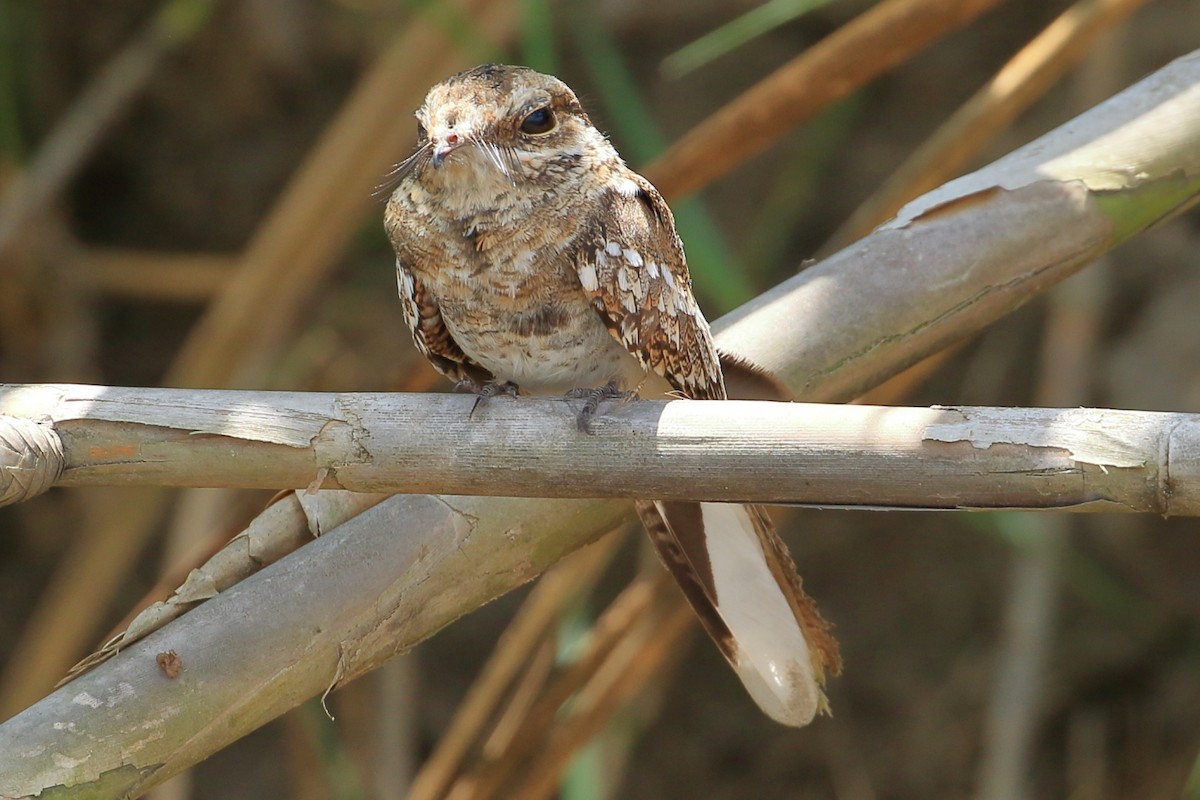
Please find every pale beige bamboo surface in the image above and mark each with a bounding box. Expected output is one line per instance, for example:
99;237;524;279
2;387;1198;514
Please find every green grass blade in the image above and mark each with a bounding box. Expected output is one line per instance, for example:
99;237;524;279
661;0;842;80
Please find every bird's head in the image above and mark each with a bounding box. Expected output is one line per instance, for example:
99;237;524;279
386;64;617;201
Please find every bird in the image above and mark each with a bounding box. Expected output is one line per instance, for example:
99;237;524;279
384;64;840;726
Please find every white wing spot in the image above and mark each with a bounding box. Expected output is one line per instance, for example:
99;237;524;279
646;261;660;279
605;241;622;257
615;177;640;197
623;248;644;267
578;263;599;292
661;266;675;289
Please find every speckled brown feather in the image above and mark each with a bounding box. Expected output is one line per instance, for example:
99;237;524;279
573;176;725;401
395;264;493;386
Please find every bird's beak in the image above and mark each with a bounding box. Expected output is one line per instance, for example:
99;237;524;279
430;133;464;167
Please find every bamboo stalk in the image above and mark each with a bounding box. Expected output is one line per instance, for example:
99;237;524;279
2;388;1199;514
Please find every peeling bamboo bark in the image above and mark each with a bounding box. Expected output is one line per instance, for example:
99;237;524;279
1;388;1198;515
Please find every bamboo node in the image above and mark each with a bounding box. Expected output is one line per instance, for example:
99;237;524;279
0;416;64;506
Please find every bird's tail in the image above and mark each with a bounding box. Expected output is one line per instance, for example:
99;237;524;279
635;499;841;726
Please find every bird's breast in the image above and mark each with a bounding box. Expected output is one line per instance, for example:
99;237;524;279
393;175;647;393
443;231;644;392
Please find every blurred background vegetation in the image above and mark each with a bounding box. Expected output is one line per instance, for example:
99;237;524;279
0;0;1198;798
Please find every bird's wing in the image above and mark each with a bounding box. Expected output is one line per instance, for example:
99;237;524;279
572;175;725;401
395;259;493;386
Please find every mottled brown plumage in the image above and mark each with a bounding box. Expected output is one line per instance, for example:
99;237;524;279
384;64;716;398
385;65;839;725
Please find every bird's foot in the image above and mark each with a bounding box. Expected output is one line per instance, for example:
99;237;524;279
460;380;519;418
564;381;637;434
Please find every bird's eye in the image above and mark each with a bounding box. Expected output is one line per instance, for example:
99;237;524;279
520;107;556;135
416;121;428;142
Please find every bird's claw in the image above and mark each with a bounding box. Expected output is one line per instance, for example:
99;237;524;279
565;381;637;433
467;381;519;419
